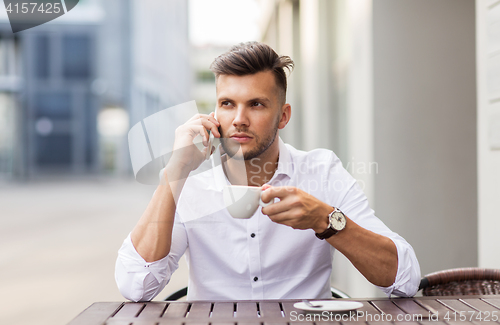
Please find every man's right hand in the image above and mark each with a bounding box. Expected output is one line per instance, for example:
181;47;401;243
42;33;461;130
168;112;220;173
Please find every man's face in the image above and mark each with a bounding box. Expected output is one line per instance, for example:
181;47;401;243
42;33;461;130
215;70;289;160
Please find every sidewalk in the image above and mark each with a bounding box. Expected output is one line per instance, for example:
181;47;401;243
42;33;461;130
0;177;188;325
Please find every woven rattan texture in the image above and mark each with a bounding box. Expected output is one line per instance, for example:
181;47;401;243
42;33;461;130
422;268;500;296
423;280;500;296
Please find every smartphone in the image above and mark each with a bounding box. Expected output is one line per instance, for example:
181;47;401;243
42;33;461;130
205;110;217;160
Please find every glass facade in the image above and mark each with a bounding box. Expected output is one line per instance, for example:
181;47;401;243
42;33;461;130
25;29;97;172
0;33;21;178
62;35;91;80
0;93;16;176
34;35;50;79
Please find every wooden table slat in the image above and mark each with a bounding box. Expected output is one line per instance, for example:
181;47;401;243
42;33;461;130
113;302;145;318
236;302;259;318
415;298;454;316
357;300;383;317
187;301;212;318
280;301;301;318
441;298;500;324
392;299;429;316
462;298;500;312
212;302;235;318
482;297;500;309
370;299;406;316
155;320;185;325
259;301;283;318
137;301;168;318
162;302;190;318
67;302;123;325
438;298;477;313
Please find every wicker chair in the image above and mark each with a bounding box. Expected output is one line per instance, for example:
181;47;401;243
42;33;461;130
419;268;500;296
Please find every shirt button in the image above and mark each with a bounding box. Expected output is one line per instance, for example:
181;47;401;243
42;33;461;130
250;233;256;238
253;277;258;282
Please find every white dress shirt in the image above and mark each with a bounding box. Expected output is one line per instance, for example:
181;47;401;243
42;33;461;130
115;138;421;302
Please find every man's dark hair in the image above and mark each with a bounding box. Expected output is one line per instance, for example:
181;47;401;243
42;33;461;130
210;42;294;104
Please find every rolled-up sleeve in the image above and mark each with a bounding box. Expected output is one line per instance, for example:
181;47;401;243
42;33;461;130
115;216;188;302
376;235;420;297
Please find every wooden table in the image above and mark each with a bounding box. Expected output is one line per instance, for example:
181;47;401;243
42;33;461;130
67;295;500;324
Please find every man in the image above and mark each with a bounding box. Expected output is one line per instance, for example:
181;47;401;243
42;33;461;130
115;42;420;301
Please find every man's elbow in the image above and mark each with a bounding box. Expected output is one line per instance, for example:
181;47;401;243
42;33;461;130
121;289;149;303
115;274;149;302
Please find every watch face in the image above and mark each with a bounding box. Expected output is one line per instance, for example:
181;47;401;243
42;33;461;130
330;211;346;231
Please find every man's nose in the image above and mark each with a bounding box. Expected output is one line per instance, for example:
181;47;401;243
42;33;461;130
232;106;250;127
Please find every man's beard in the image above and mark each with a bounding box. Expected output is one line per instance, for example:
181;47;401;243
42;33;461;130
219;118;280;161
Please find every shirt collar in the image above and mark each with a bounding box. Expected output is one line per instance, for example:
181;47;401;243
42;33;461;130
274;137;293;178
211;137;293;191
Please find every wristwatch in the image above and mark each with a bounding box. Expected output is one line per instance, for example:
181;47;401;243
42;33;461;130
315;207;347;240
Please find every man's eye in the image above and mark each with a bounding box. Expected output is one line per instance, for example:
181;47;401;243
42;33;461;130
252;102;263;107
221;101;231;106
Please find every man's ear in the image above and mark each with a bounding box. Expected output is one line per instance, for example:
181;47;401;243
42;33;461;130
278;103;291;129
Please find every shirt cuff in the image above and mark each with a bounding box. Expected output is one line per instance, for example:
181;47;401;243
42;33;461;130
376;237;421;297
117;233;173;283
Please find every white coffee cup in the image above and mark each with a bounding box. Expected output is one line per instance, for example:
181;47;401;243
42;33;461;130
222;185;274;219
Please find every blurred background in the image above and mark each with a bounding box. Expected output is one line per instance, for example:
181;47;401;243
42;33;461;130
0;0;498;324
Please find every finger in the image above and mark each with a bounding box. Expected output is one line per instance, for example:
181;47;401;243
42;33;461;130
208;112;220;127
196;118;221;138
261;197;294;216
187;114;219;133
264;209;306;229
191;125;209;146
261;186;297;203
262;184;272;191
186;114;210;126
187;113;204;122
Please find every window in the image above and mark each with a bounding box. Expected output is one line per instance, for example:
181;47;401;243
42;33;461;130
35;35;50;79
35;91;72;118
62;35;91;79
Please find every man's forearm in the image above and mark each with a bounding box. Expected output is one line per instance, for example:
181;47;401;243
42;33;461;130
260;186;399;287
130;165;190;263
327;217;398;287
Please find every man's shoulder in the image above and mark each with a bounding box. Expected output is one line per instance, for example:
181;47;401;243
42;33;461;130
284;142;341;166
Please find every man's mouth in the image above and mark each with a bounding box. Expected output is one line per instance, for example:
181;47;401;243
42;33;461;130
230;133;253;143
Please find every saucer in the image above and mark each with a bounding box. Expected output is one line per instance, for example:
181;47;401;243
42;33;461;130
293;300;364;313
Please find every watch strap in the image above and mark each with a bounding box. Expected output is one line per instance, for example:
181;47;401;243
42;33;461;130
315;226;338;240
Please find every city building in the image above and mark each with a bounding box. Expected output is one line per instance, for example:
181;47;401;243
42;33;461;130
0;0;191;179
190;44;229;115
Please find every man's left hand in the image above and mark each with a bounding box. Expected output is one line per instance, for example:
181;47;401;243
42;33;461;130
260;185;332;233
